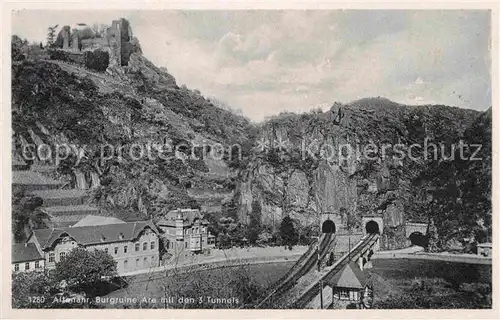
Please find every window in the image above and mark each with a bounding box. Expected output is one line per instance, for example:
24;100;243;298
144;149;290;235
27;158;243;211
143;242;147;251
35;261;41;269
14;264;19;272
60;252;66;261
136;258;140;267
144;257;148;266
135;243;139;251
25;262;30;271
114;247;118;255
150;241;155;250
339;289;349;300
105;248;108;254
351;291;358;301
124;260;128;269
49;252;55;263
124;246;128;254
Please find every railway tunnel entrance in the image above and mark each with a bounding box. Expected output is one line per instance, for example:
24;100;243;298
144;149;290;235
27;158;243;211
409;231;428;247
365;220;380;234
322;219;336;233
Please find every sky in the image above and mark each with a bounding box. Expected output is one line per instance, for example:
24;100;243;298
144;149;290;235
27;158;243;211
11;10;492;121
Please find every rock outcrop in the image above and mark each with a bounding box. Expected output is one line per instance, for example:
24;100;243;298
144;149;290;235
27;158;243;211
233;98;483;249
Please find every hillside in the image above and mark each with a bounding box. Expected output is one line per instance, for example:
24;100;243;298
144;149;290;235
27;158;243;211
12;34;255;224
11;20;491;251
233;97;490;249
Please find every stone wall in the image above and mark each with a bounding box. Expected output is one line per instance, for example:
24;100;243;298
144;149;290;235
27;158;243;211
53;18;141;69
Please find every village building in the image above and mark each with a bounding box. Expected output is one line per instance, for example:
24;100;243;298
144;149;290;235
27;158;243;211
12;170;62;192
477;242;492;257
157;208;216;254
12;153;29;171
26;216;160;275
330;262;373;309
12;242;45;273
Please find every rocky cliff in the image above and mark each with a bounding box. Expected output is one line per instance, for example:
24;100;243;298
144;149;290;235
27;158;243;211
12;21;491;250
233;98;487;249
11;22;253;223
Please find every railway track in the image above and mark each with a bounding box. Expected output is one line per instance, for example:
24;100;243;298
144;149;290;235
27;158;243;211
291;233;379;308
256;232;334;308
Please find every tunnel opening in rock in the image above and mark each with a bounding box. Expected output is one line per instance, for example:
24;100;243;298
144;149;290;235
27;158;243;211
409;231;428;247
365;220;380;234
322;220;336;233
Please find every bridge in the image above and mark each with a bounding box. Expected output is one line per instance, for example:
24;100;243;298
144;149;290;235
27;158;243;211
256;212;382;309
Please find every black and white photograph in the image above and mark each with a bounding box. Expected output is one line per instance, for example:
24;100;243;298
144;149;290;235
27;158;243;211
4;5;495;314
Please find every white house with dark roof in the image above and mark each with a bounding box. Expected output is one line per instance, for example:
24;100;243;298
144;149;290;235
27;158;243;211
26;219;160;275
12;243;45;273
157;208;215;253
329;262;373;309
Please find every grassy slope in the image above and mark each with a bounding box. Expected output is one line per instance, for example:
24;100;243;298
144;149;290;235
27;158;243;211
11;58;254;221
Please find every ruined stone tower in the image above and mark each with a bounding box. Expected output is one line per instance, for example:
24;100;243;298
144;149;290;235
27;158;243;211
53;18;141;69
106;19;122;67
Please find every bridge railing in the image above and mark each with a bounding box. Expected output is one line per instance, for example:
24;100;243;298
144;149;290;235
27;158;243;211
256;233;333;308
291;233;378;308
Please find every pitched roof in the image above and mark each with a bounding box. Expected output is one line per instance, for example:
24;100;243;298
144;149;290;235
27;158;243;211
157;208;208;227
12;171;61;186
28;189;88;199
43;218;81;228
72;215;125;227
32;220;159;249
41;204;98;215
12;243;43;263
46;214;88;223
478;242;492;247
330;262;369;289
12;153;27;167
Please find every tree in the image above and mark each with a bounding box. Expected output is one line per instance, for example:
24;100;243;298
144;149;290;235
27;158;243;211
341;207;357;232
426;217;439;253
279;216;298;250
12;270;100;309
55;247;117;297
12;195;43;242
11;35;26;61
46;24;58;47
414;110;491;251
247;200;263;245
12;271;58;308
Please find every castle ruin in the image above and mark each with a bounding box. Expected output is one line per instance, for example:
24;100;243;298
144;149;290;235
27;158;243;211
55;18;141;67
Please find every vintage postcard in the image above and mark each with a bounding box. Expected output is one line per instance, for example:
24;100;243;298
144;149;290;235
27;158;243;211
1;1;498;319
